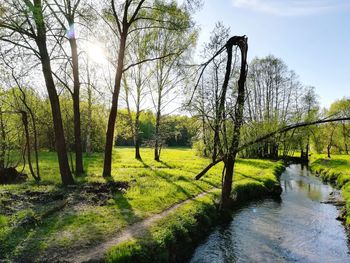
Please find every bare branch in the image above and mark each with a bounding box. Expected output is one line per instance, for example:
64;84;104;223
123;53;176;72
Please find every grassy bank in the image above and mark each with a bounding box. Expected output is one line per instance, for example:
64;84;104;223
309;154;350;225
0;147;282;262
106;164;284;263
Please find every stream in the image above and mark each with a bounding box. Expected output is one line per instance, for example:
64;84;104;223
189;164;350;263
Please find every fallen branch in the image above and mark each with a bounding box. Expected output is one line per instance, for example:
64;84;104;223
237;117;350;152
194;116;350;180
194;158;223;180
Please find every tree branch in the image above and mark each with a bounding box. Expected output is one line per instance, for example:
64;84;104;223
194;116;350;180
123;53;176;72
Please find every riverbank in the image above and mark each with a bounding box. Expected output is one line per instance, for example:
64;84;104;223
0;148;283;262
190;164;350;262
105;161;284;263
309;154;350;226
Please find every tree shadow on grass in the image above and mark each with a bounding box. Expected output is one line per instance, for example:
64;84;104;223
236;172;267;183
1;175;144;262
158;160;174;168
153;169;212;198
138;159;151;169
236;158;273;169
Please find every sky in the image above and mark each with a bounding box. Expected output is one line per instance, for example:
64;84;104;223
192;0;350;108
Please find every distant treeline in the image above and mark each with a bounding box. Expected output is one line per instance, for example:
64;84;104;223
116;110;197;147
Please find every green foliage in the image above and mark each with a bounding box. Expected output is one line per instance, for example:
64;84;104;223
116;112;197;147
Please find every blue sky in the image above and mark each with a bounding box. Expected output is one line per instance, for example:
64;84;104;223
193;0;350;108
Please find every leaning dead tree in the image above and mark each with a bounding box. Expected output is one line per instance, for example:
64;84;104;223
191;35;350;211
190;35;248;210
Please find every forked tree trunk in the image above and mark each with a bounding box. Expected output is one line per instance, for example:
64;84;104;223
22;97;41;180
17;85;41;180
21;111;40;181
220;36;248;211
103;33;127;177
33;1;73;185
327;144;331;158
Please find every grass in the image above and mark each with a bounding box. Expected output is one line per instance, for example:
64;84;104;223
309;153;350;225
106;190;222;263
0;147;282;262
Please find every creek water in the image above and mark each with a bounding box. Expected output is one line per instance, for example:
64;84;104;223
189;164;350;263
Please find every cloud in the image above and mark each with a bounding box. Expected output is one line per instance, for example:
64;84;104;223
232;0;350;16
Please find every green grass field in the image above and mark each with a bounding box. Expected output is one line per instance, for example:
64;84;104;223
309;153;350;225
0;147;282;261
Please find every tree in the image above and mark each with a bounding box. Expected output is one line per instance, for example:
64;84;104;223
190;22;230;161
102;0;193;176
329;98;350;154
47;0;89;175
299;86;319;161
148;15;196;161
190;35;249;210
122;25;153;160
0;0;74;184
243;56;303;159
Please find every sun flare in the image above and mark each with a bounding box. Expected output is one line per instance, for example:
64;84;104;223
86;42;107;64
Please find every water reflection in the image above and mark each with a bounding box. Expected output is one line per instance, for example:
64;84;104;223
190;164;350;263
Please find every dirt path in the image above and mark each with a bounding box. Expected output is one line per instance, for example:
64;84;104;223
70;188;217;263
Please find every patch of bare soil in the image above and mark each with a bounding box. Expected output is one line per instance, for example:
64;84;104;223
0;181;129;227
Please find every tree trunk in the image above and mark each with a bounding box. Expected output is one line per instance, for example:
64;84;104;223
201;113;208;157
39;51;74;185
22;96;40;180
327;145;331;158
305;142;309;162
69;36;84;175
263;142;268;157
86;61;92;155
271;142;279;159
343;124;349;155
21;111;40;181
103;33;127;177
33;1;74;185
220;154;235;210
220;36;248;211
135;139;141;159
0;109;5;170
154;106;161;161
212;126;220;162
134;110;141;160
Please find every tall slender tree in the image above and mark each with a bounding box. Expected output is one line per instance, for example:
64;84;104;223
47;0;86;175
0;0;74;184
101;0;193;176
